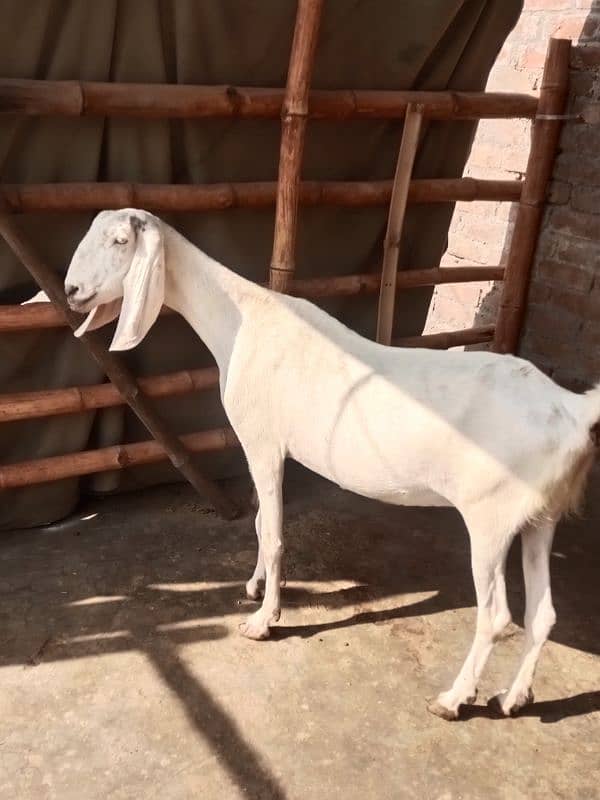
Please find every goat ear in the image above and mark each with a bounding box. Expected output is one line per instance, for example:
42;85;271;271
22;290;50;304
109;216;165;352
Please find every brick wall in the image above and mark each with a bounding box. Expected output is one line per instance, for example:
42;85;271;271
424;0;600;390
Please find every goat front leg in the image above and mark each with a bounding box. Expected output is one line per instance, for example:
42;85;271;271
239;460;284;640
429;521;514;721
489;519;556;716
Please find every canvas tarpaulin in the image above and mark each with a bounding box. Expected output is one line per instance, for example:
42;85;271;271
0;0;522;529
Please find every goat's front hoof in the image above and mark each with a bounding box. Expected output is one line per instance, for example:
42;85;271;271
427;699;459;721
487;688;534;717
239;616;271;641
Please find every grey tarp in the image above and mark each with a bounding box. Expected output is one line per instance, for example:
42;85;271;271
0;0;522;529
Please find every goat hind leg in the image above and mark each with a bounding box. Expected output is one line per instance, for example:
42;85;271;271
489;519;556;716
429;524;513;721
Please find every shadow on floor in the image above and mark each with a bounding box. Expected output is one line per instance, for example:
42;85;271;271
1;466;599;797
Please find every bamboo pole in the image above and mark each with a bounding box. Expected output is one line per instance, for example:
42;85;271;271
376;104;424;344
293;266;504;298
0;368;220;423
269;0;323;293
0;266;505;332
395;325;495;349
0;178;522;214
0;78;539;120
493;38;571;354
0;426;239;490
0;321;494;422
0;215;238;518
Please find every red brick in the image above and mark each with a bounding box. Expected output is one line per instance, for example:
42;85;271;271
459;216;508;246
535;257;597;291
551;207;600;240
527;279;552;304
552;14;600;40
548;180;572;204
570;43;600;68
554;234;600;264
572;185;600;215
524;0;574;10
544;287;592;316
524;303;582;339
522;46;548;70
567;71;596;98
521;326;580;362
581;104;600;125
554;152;600;186
555;128;597;162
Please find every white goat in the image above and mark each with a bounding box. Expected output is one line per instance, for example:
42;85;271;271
46;208;599;720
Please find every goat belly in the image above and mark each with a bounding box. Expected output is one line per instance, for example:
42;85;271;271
380;486;451;507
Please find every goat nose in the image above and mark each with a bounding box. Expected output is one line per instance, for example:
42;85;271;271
65;283;79;298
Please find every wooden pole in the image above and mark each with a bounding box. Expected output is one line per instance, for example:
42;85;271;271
0;78;538;120
376;104;424;344
269;0;324;293
394;324;495;349
0;367;220;422
0;266;505;332
0;427;239;490
0;215;238;519
493;38;571;354
0;178;522;214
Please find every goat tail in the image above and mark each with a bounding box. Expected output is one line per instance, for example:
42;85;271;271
543;383;600;520
585;382;600;447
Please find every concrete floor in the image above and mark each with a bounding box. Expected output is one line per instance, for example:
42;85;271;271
1;465;599;800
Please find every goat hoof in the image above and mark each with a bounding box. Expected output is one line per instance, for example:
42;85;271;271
245;580;264;601
427;700;459;721
488;689;534;717
239;619;270;641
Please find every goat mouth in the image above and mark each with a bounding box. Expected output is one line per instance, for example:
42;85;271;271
68;291;97;312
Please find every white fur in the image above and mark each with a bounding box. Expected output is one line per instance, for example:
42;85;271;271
35;209;598;719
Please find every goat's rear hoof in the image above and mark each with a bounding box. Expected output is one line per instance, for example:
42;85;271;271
487;689;534;717
427;700;459;721
239;618;271;641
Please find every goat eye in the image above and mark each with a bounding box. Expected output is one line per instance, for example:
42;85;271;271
114;236;128;245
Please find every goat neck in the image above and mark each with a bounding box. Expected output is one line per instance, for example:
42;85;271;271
162;224;257;376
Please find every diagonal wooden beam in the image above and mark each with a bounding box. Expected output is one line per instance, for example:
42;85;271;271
0;214;238;520
376;103;424;345
493;38;571;354
269;0;324;293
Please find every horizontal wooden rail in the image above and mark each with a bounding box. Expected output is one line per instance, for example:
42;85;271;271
0;79;538;120
0;367;220;423
0;266;504;331
394;324;495;349
0;178;522;213
0;213;237;518
292;266;505;299
0;426;239;490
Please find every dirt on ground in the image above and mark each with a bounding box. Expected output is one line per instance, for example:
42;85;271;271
1;464;599;799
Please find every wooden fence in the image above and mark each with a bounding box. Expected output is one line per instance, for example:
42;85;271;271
0;2;570;510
